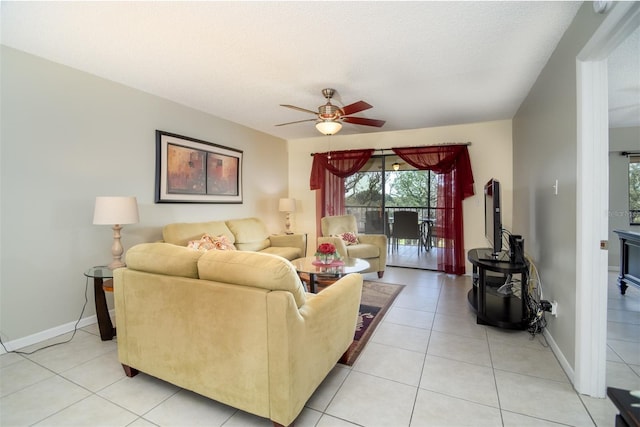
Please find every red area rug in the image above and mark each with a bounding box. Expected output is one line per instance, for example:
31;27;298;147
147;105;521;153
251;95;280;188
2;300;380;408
338;280;405;366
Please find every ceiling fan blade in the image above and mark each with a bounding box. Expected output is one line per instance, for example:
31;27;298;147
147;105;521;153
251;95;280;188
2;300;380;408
341;100;373;116
280;104;318;115
275;118;318;127
343;116;386;127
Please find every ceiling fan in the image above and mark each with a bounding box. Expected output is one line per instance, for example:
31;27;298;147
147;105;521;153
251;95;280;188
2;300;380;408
276;88;386;135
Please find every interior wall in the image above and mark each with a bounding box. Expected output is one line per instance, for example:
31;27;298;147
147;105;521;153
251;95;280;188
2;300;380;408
286;120;514;270
0;46;288;344
512;3;607;374
608;126;640;267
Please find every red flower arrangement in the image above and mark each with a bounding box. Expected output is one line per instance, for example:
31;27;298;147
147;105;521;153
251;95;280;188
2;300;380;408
315;242;337;256
314;242;340;264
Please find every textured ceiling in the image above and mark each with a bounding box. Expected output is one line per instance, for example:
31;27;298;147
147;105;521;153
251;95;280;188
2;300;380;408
608;26;640;129
1;1;636;139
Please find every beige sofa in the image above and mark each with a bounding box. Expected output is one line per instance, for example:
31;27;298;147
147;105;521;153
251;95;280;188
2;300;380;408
162;217;306;260
318;214;387;278
115;243;362;427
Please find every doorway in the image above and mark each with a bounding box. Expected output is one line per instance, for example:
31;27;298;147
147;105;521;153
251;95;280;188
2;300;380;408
575;2;640;397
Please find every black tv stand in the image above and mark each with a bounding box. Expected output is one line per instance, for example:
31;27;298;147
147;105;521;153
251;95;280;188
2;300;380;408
467;248;529;330
479;258;514;264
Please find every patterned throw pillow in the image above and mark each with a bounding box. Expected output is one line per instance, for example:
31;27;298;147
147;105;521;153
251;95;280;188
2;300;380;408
187;234;236;252
336;231;358;246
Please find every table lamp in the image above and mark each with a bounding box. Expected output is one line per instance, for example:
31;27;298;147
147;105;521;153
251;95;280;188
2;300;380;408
278;198;296;234
93;196;139;269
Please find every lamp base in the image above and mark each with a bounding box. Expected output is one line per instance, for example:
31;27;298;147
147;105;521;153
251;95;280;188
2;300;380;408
284;212;294;234
109;224;126;270
108;260;126;270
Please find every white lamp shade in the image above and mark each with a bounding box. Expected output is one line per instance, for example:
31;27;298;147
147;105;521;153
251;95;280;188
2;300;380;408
93;196;140;225
278;198;296;212
315;120;342;135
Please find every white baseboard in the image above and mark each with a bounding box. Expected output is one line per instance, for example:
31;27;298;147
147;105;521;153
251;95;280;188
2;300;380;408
0;311;113;354
544;328;575;385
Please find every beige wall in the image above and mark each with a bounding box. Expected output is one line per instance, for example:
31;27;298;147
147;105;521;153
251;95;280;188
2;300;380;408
512;2;607;372
286;120;514;271
0;46;288;344
0;45;513;346
609;126;640;267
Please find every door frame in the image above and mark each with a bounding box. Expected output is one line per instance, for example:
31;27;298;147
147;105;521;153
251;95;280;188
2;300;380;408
575;1;640;397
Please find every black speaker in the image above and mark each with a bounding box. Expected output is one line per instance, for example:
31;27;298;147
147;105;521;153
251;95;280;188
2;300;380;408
509;235;524;263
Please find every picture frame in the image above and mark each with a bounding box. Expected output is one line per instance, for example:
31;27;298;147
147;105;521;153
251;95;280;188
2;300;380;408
155;130;243;203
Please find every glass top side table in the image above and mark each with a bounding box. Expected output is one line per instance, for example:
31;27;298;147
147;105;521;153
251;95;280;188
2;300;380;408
84;266;115;341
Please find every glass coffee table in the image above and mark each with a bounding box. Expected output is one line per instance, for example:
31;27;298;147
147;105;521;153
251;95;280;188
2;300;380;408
291;256;370;293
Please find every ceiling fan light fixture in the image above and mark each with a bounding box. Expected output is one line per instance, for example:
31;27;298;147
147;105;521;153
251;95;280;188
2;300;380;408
315;120;342;135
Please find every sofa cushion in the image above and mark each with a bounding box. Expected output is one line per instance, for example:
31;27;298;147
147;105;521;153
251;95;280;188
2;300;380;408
225;218;270;252
260;246;302;260
198;250;306;308
163;221;234;246
321;215;358;236
126;243;203;279
344;243;380;260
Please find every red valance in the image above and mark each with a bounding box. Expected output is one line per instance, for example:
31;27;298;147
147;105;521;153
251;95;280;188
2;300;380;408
310;149;374;190
392;145;474;199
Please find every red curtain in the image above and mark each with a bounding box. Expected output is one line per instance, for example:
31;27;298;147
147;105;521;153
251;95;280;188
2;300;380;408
393;145;474;275
310;149;374;236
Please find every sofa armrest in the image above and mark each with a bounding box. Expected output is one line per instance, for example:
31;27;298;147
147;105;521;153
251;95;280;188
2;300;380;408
357;234;388;267
269;233;307;256
266;273;363;425
300;273;363;346
317;236;348;258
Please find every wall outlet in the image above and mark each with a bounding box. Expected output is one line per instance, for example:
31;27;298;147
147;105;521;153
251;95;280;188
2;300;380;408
551;301;558;316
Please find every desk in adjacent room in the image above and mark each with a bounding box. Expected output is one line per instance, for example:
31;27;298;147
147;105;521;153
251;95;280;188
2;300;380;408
614;230;640;295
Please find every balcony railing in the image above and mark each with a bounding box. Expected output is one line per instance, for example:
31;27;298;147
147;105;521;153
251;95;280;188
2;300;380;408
345;205;439;234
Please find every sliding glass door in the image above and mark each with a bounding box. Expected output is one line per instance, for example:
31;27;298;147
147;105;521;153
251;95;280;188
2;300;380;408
344;154;439;269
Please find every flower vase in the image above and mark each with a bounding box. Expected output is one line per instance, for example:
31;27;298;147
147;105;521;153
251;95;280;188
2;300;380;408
317;254;335;265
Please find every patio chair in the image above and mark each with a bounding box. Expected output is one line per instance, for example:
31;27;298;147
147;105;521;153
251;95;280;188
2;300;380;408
391;211;422;253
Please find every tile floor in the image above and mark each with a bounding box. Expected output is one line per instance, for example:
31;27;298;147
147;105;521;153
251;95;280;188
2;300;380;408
1;268;638;426
386;243;438;271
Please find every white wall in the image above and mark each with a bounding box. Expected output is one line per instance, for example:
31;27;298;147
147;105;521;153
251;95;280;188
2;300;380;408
0;46;289;345
286;120;514;271
608;126;640;267
512;3;607;373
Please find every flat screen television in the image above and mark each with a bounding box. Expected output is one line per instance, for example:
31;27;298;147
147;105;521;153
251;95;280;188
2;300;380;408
484;178;502;257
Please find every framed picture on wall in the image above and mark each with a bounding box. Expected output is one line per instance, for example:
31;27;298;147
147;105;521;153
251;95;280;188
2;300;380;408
155;130;243;203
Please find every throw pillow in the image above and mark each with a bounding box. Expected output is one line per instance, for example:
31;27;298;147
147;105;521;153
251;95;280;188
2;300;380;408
187;234;236;252
334;231;358;246
211;235;236;251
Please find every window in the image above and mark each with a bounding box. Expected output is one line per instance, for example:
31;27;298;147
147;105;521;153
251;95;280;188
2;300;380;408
630;155;640;225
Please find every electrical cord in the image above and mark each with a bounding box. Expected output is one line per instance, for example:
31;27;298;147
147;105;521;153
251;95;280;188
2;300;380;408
524;254;547;337
0;276;90;355
500;228;547;336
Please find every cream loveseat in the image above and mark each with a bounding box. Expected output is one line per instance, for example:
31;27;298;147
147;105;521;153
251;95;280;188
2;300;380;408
318;214;387;278
114;243;362;427
162;217;306;260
